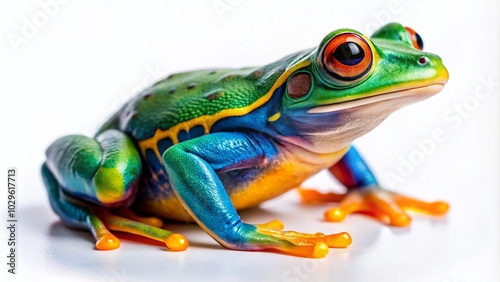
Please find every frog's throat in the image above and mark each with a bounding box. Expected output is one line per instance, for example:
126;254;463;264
307;84;444;114
138;60;312;160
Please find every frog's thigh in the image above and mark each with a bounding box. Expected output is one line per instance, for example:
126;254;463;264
45;129;142;206
162;132;277;244
43;130;142;249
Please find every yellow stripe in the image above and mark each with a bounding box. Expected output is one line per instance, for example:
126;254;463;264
138;60;311;159
267;111;281;122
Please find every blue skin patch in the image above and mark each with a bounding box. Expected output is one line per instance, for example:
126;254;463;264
157;138;174;155
42;163;91;229
210;85;285;135
188;125;206;139
337;146;377;188
177;130;189;143
145;148;164;173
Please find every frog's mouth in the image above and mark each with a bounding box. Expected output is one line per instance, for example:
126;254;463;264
307;84;444;114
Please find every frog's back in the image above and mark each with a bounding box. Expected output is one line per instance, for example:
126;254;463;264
98;50;310;151
117;68;261;141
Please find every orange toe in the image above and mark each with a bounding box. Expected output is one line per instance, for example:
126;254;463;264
96;234;120;250
325;208;347;222
165;234;189;251
312;242;329;258
325;232;352;248
389;213;412;227
429;201;449;215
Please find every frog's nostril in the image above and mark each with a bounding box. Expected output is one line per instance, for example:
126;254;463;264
418;56;429;65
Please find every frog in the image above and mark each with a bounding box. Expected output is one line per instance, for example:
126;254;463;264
42;23;449;258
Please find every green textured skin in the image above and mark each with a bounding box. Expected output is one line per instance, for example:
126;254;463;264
46;135;104;197
98;50;312;141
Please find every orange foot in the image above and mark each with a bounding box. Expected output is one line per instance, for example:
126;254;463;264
299;186;449;227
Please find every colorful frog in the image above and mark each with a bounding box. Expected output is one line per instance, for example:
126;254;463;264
42;23;449;258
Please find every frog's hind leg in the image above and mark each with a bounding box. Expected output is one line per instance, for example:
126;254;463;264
43;129;188;251
44;130;143;207
42;166;187;251
42;163;120;250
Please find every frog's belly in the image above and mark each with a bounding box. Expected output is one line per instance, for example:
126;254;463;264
135;146;348;222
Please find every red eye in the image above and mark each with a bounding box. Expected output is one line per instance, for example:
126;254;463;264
322;33;373;83
405;27;424;50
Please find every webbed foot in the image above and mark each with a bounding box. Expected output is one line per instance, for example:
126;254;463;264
300;186;449;227
229;220;351;258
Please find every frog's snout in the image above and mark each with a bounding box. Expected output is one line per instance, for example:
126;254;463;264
419;54;449;85
439;66;449;84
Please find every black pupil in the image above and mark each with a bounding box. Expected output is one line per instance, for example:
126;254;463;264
415;32;424;50
333;42;364;66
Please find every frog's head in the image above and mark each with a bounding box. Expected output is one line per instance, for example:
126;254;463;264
275;23;448;153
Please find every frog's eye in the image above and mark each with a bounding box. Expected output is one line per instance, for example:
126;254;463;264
321;33;373;85
405;27;424;50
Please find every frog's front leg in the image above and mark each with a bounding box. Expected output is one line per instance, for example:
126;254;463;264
42;130;187;251
162;132;351;258
300;146;449;226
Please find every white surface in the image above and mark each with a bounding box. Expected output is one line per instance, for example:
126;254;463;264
1;0;499;281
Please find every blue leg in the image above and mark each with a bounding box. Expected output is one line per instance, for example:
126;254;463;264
162;132;351;258
328;146;377;188
299;146;449;226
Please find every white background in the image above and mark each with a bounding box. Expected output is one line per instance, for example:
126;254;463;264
1;0;499;281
